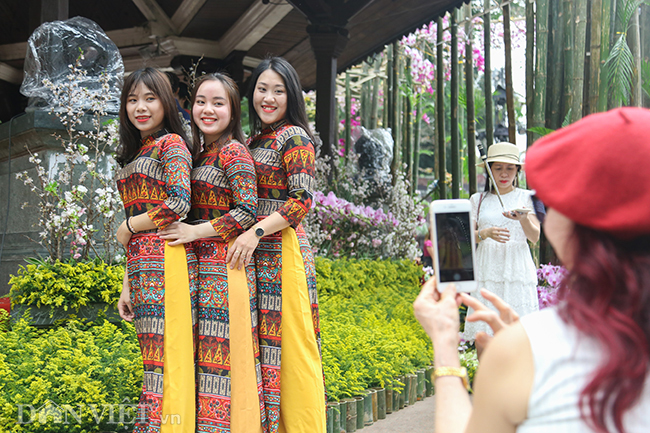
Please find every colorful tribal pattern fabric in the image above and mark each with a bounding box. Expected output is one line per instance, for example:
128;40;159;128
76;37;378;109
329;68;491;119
116;131;197;432
116;130;192;229
189;138;266;433
249;121;322;432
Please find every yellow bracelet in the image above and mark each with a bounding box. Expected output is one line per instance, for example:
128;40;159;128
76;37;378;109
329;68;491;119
434;366;471;392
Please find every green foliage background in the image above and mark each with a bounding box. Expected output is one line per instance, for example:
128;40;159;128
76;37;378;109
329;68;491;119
1;258;439;430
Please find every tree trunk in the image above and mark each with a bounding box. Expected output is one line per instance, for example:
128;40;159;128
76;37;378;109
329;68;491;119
451;9;460;199
526;0;535;147
484;0;494;147
465;3;477;195
533;0;550;134
502;2;516;143
571;0;588;123
548;0;565;128
437;16;447;199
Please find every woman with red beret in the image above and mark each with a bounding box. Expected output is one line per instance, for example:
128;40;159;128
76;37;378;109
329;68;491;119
415;107;650;433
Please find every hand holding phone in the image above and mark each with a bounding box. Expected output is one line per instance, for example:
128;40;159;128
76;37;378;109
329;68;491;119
430;199;478;292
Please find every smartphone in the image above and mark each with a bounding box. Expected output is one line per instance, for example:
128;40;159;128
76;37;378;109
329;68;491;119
511;208;531;214
430;199;478;292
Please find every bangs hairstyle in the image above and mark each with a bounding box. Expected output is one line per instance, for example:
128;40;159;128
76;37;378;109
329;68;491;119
116;67;194;167
247;57;315;142
190;73;246;152
483;161;522;192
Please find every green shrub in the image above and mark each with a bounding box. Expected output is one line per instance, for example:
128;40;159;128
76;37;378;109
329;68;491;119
0;318;141;432
9;260;123;312
318;257;433;400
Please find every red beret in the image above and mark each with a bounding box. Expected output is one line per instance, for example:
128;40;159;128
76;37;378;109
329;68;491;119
526;107;650;238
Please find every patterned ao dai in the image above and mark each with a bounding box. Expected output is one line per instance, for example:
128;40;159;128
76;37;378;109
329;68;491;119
115;130;197;432
187;136;266;433
249;120;326;433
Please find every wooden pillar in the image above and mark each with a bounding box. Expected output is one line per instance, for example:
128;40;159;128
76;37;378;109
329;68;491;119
307;25;349;160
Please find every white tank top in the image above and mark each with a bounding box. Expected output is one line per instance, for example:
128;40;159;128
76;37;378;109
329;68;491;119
518;307;650;433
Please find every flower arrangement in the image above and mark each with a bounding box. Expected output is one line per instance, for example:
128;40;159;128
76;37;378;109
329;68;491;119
15;55;122;263
537;263;567;309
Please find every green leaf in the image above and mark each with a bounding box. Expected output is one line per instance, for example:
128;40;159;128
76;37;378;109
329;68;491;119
527;127;556;137
562;109;572;128
604;34;635;107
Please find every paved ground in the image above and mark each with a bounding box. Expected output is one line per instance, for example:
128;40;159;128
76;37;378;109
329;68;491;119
356;395;436;433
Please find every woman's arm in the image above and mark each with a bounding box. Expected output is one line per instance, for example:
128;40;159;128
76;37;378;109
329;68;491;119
227;130;315;269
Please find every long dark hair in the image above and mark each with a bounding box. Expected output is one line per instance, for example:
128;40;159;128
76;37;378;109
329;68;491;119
190;73;246;152
558;226;650;433
116;68;193;167
247;57;315;142
482;162;521;192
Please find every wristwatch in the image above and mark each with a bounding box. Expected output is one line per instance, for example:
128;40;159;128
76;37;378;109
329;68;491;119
255;227;265;238
433;366;471;392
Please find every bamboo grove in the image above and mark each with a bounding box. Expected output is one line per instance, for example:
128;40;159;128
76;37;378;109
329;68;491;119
334;0;650;202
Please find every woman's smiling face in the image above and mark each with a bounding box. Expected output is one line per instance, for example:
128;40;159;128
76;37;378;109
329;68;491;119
192;79;232;144
126;82;165;138
253;69;287;128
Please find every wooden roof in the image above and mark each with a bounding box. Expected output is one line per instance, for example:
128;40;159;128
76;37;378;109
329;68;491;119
0;0;467;121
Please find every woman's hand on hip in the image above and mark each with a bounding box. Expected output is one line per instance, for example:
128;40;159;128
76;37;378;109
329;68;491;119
226;229;260;270
117;220;132;248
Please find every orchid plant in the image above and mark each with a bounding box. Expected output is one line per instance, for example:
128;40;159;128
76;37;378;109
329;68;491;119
537;263;568;309
15;56;122;263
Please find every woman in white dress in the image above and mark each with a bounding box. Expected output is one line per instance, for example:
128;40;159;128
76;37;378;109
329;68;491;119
463;142;540;342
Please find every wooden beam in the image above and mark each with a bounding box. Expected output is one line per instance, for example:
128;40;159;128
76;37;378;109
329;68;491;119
0;42;27;62
131;0;177;34
171;0;207;33
220;0;293;55
106;26;155;47
167;36;224;58
0;62;23;85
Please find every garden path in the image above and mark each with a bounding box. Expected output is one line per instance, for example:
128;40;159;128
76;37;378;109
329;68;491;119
360;394;436;433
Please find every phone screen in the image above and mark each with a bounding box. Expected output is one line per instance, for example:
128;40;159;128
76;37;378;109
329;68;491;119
434;211;475;282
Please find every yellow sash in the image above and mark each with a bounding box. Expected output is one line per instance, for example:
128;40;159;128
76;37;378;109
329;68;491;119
162;243;195;432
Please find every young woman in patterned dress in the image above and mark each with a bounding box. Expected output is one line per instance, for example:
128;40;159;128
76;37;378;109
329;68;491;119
227;57;325;433
158;73;265;433
115;67;200;432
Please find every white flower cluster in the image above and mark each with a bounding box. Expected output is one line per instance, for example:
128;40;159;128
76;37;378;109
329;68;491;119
17;56;122;263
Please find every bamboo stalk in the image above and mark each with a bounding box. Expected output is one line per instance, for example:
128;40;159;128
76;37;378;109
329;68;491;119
465;3;477;195
562;0;574;122
631;7;642;106
370;58;381;128
361;62;370;127
437;16;447;199
484;0;494;147
345;72;352;157
384;46;391;128
548;0;565;128
570;0;588;122
391;41;401;183
451;9;460;199
526;0;535;147
502;1;516;143
589;0;603;113
533;0;549;134
597;0;612;112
